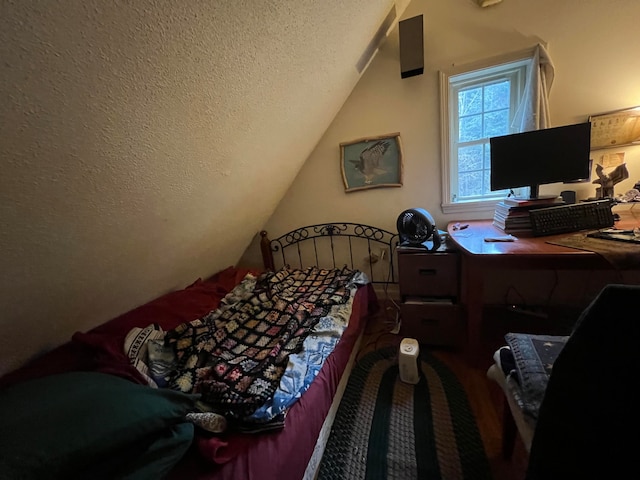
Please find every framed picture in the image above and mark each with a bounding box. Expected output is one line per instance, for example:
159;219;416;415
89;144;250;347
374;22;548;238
340;133;403;192
589;106;640;150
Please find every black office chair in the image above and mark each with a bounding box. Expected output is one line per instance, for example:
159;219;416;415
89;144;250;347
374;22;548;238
525;284;640;479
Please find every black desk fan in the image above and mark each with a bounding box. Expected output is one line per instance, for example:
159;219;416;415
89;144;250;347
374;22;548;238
396;208;442;251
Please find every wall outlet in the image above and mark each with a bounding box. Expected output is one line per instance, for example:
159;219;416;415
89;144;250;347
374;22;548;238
477;0;502;7
367;248;388;265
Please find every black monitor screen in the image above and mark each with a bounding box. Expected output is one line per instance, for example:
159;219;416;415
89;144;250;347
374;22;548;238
490;122;591;199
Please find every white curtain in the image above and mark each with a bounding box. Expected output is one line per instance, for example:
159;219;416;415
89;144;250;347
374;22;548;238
511;43;555;132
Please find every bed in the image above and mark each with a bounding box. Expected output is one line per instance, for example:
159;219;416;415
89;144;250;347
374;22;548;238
0;222;398;480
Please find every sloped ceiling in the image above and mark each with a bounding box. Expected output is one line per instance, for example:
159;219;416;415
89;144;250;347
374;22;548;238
0;0;409;375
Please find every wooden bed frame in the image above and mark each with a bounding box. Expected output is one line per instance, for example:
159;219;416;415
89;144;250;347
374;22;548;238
259;222;399;285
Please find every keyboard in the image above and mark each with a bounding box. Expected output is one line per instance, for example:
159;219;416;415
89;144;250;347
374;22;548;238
529;199;615;237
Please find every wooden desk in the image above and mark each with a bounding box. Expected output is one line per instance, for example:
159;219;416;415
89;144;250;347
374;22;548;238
447;210;640;363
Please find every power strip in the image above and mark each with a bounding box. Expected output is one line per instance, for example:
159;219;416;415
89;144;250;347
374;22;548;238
508;304;548;319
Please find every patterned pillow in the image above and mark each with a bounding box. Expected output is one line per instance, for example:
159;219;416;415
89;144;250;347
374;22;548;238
124;323;166;387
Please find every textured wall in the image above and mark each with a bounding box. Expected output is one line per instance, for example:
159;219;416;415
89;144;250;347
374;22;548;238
265;0;640;237
0;0;407;375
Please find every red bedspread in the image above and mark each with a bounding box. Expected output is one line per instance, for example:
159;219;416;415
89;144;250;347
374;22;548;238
0;266;375;479
172;279;374;480
0;267;253;391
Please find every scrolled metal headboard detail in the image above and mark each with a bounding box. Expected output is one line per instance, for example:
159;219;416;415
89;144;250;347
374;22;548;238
260;222;399;285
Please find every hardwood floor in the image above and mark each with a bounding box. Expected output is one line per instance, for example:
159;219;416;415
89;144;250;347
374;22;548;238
357;299;529;480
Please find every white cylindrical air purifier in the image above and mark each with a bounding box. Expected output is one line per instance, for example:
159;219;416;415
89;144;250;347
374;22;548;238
399;338;420;384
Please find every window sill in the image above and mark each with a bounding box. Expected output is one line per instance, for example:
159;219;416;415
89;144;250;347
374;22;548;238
441;199;500;216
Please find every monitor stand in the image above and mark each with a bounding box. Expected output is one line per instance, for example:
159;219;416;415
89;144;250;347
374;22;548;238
515;194;559;201
518;184;558;201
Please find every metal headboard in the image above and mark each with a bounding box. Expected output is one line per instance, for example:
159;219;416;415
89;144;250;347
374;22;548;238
260;223;399;285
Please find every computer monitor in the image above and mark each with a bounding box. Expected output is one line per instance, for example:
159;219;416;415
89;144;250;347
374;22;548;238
490;122;592;200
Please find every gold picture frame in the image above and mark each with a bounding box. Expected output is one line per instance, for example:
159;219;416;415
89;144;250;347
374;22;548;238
589;106;640;150
340;133;403;193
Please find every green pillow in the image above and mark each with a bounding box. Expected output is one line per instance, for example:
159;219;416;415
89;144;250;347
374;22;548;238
0;372;198;479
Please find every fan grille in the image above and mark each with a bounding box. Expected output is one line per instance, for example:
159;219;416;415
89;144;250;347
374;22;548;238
400;212;429;240
396;208;437;247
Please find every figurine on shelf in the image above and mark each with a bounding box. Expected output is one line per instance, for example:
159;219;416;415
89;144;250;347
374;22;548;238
592;163;629;199
620;188;640;202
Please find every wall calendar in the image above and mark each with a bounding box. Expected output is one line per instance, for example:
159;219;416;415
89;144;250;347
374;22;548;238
589;106;640;150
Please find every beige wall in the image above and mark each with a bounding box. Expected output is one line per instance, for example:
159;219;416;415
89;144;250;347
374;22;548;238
0;0;408;376
255;0;640;304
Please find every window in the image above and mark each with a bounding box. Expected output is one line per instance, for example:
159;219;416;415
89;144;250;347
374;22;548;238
440;49;535;214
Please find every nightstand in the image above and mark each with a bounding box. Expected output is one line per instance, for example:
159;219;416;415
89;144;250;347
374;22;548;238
397;242;463;347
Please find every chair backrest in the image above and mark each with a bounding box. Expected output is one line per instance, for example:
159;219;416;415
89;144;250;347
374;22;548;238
526;283;640;479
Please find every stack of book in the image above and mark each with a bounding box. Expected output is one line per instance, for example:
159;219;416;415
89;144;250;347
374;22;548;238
493;196;565;236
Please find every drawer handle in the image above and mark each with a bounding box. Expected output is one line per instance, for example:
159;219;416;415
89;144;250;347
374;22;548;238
419;268;437;276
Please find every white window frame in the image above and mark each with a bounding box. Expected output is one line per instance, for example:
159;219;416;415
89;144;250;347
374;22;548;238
439;48;536;215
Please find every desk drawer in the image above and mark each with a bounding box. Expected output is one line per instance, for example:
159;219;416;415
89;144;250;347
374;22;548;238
399;252;458;298
400;302;463;347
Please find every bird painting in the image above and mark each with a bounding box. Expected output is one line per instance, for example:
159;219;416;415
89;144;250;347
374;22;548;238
350;140;390;184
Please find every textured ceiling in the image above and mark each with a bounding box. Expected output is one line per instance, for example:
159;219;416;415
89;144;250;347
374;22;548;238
0;0;409;375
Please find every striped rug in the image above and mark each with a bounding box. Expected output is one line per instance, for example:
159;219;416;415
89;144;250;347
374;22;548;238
317;346;492;480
